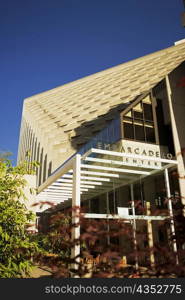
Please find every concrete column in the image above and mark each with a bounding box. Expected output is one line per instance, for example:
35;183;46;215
130;184;139;270
165;75;185;211
146;202;155;268
164;168;179;264
71;154;81;271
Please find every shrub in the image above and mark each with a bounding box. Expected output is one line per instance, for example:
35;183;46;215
0;156;39;278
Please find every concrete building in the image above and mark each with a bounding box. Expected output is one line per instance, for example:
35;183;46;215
17;41;185;267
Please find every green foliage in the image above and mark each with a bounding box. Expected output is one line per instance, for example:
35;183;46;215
0;157;39;278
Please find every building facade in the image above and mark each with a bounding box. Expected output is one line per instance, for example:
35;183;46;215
18;41;185;267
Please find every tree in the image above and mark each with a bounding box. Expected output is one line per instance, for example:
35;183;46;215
0;156;39;278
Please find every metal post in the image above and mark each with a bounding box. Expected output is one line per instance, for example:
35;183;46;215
71;154;81;272
106;192;110;246
164;168;179;264
130;184;139;270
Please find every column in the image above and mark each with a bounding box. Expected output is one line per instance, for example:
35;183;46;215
71;154;81;270
146;202;155;268
130;184;139;270
164;168;179;264
106;192;110;246
165;75;185;212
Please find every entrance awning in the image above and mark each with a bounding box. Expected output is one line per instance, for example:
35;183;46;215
36;147;178;211
36;147;179;267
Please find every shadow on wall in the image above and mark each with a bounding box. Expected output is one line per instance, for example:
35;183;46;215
70;101;133;152
36;93;145;185
36;95;139;185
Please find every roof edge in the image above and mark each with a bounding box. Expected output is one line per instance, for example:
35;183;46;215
24;42;185;103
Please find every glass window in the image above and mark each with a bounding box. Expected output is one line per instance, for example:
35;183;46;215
135;124;145;141
90;198;100;213
133;102;142;112
123;121;134;139
134;110;143;119
142;95;151;104
145;126;155;143
143;103;153;121
108;191;118;214
125;110;132;118
121;94;156;143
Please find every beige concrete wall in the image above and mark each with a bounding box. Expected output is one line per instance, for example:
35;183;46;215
19;174;38;231
22;175;37;213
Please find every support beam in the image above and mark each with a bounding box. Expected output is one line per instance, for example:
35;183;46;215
76;170;121;178
49;185;88;192
44;190;73;194
36;198;67;202
38;193;72;198
164;168;179;265
146;202;155;268
71;154;81;273
130;184;139;270
81;163;150;175
42;194;72;197
49;185;74;190
61;174;111;182
50;182;95;189
85;156;161;170
106;192;110;246
89;148;178;164
165;75;185;211
57;178;102;185
37;155;74;193
84;214;168;220
37;194;69;198
80;170;135;180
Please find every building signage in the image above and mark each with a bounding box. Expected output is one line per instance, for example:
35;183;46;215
119;145;173;159
97;140;172;168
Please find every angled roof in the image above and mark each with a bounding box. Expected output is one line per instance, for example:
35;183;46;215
21;41;185;167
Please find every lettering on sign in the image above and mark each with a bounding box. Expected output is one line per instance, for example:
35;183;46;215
95;140;173;168
120;146;172;159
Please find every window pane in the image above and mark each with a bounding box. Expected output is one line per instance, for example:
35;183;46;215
123;117;132;122
135;124;145;141
143;103;153;121
123;122;134;139
91;198;99;213
125;110;132;118
134;110;143;119
146;127;156;143
133;102;142;112
108;192;117;214
142;95;151;104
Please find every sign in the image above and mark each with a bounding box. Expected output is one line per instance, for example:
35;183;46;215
110;140;172;168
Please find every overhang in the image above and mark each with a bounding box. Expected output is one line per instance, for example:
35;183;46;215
36;147;178;213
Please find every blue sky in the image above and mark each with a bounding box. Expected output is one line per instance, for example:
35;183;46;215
0;0;184;164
